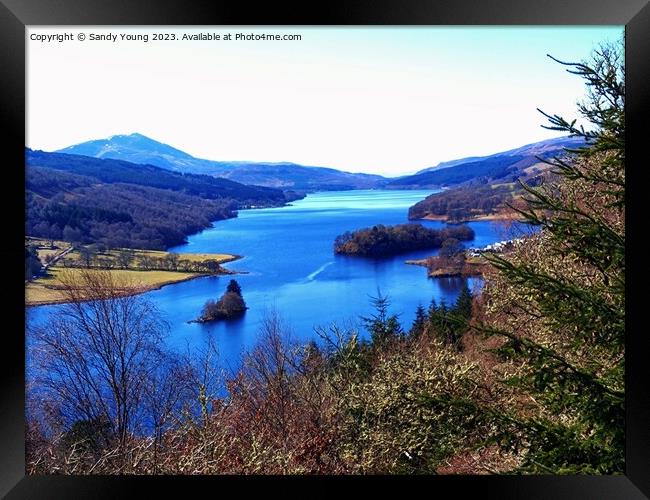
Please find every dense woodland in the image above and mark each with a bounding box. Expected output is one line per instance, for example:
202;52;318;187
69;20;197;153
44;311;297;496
407;159;556;222
26;42;625;475
26;151;301;249
408;184;517;221
334;223;474;257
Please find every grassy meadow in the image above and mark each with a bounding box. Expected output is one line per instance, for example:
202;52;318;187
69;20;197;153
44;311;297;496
25;238;238;305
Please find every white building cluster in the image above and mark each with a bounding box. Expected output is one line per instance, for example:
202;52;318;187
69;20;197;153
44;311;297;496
466;238;521;257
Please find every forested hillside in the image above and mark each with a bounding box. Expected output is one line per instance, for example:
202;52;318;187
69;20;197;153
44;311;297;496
408;184;517;221
388;136;584;189
26;42;626;476
27;150;295;202
26;150;301;249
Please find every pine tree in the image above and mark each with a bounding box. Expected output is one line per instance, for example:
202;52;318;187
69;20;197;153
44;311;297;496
409;304;427;338
226;279;242;296
361;290;403;346
427;298;438;320
427;299;461;347
454;283;473;321
481;41;625;474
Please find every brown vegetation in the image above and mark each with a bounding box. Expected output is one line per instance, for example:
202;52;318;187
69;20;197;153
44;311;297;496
25;41;624;476
28;273;502;474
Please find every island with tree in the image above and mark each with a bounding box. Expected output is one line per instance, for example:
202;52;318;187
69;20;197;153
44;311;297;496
197;279;248;322
333;223;474;258
24;36;627;478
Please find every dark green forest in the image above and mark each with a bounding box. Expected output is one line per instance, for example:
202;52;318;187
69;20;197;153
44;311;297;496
334;223;474;257
408;184;517;221
26;150;302;249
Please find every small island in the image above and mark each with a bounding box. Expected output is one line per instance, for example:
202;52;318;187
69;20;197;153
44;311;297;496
406;251;486;278
333;223;474;257
197;279;248;322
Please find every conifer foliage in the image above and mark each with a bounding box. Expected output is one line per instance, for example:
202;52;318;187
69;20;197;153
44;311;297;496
25;41;626;477
481;41;625;473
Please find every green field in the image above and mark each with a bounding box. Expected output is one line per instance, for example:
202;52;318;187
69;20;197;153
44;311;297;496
61;247;237;267
26;267;206;306
25;239;239;306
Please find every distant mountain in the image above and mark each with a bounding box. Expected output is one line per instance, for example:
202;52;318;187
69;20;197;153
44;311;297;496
387;136;586;189
415;155;484;174
57;133;387;191
406;136;588;222
26;149;301;249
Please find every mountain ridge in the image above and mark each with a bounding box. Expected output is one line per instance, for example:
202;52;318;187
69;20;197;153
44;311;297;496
414;136;585;176
57;133;386;191
388;135;586;188
54;133;586;192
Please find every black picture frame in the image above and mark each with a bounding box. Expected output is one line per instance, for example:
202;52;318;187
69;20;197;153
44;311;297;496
2;1;648;497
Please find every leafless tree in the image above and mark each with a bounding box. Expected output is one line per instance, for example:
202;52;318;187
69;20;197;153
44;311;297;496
29;270;190;449
164;253;180;271
79;247;95;268
138;254;154;271
116;249;135;269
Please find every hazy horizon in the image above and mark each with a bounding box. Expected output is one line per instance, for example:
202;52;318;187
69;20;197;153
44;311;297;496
42;130;581;178
27;26;622;176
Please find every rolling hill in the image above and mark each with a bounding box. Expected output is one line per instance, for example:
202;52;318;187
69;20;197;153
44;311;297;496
404;136;587;222
57;133;387;191
387;136;586;189
26;149;301;249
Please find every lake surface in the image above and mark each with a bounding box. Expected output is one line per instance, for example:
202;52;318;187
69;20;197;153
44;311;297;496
27;189;530;372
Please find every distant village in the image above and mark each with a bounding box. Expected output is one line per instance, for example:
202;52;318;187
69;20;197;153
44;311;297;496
466;239;519;257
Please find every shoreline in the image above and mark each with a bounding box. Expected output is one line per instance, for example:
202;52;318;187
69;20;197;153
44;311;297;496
416;213;525;223
183;197;305;241
405;256;488;278
26;255;245;308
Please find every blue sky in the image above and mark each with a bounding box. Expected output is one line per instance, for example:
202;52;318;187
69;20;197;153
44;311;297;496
27;26;622;176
